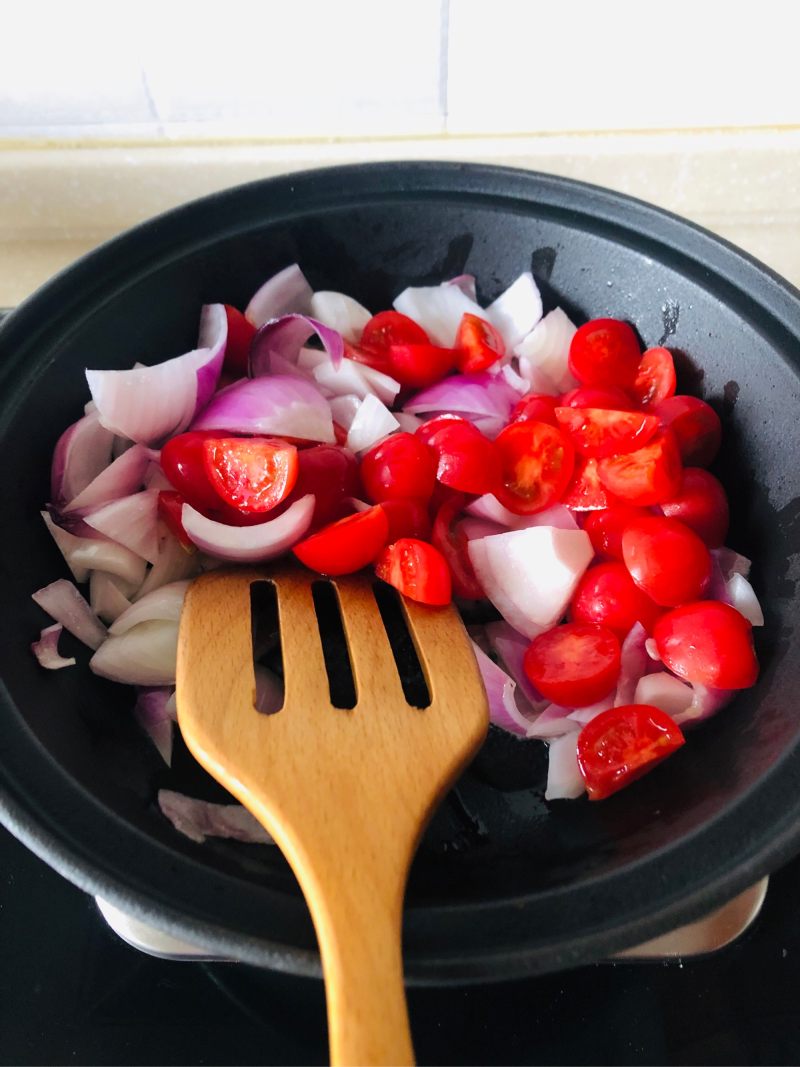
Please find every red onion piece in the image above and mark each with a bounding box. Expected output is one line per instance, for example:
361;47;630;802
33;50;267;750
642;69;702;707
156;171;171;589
84;489;161;565
50;411;114;506
471;642;539;738
32;579;108;650
674;684;734;727
181;494;315;562
31;623;76;670
614;622;649;706
190;375;335;443
526;703;578;739
484;620;546;708
565;694;616;725
301;349;400;407
516;307;578;395
42;510;147;588
486;271;543;350
459;517;505;542
545;732;586;801
249;314;344;377
158;789;274;845
713;546;752;580
254;665;284;714
89;619;179;685
394;412;424;434
308;291;371;343
727;573;764;626
135;530;201;600
445;274;478;301
633;671;694;719
393;282;484;346
90;572;132;624
403;372;519;420
63;444;155;513
345;395;399;452
134;686;175;765
245;264;313;328
109;580;190;636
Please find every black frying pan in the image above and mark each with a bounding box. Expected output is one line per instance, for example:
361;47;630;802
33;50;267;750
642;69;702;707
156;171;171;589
1;162;799;984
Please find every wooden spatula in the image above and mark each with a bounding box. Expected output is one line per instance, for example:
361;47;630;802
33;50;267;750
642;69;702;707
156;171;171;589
175;563;489;1067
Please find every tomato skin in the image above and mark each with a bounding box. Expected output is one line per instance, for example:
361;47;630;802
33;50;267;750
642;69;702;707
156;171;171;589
554;406;660;458
494;421;575;515
596;430;683;506
655;395;722;467
223;304;257;377
568;319;642;390
583;505;652;560
660;468;729;548
431;493;484;600
569;562;664;638
577;704;685;801
293;504;389;576
361;310;429;355
343;340;393;376
561;455;620;511
202;437;298;515
621;516;711;607
560;386;633;410
157;490;195;549
380;498;432;542
283;445;362;531
632;347;677;409
428;422;501;496
509;393;559;426
360;432;437;504
454;313;505;373
415;413;471;448
388;342;458;389
523;622;621;707
654;601;759;689
375;538;452;606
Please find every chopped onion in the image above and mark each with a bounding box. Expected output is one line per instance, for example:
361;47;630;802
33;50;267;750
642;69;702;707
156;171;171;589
486;272;543;350
466;496;579;533
84;489;161;565
135;529;201;599
634;671;694;719
307;354;400;407
245;264;313;328
566;694;616;724
110;580;190;636
615;622;649;706
86;303;227;445
181;494;315;563
158;789;274;845
191;375;335;443
249;314;343;377
445;274;478;301
133;686;175;765
42;510;147;588
545;732;586;801
471;642;539;738
459;517;505;542
403;372;519;420
90;571;132;624
63;444;155;513
526;703;579;739
645;638;661;661
499;362;530;394
309;291;371;342
90;619;179;685
714;546;752;580
346;395;399;453
32;579;108;650
484;620;545;708
393;282;483;347
394;411;424;434
50;411;114;506
31;623;76;670
516;308;579;395
328;394;362;433
254;665;284;714
727;573;764;626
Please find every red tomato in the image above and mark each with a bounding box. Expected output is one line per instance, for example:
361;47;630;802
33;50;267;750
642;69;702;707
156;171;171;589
388;342;458;389
655;395;722;467
222;304;257;377
157;490;195;549
359;432;437;504
493;421;575;515
560;386;634;410
621;516;711;607
654;601;759;689
454;313;505;373
380;498;432;542
161;431;247;521
583;505;651;560
360;310;429;355
202;437;298;515
523;622;621;707
660;468;729;548
569;562;664;638
293;504;389;576
509;393;559;426
568;319;642;390
375;538;452;606
428;421;501;496
596;431;683;506
577;704;685;800
343;340;393;376
554;406;660;458
285;444;361;530
415;413;471;448
431;493;484;600
631;347;677;409
561;455;619;511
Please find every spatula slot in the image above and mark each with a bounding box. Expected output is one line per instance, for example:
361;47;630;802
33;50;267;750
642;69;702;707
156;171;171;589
250;581;284;713
311;580;358;710
372;582;431;709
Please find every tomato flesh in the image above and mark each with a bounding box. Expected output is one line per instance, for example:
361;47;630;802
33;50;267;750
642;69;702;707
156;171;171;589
388;342;458;389
509;393;559;426
622;515;711;607
596;430;683;506
360;432;437;504
523;622;621;707
494;421;575;515
454;313;505;373
631;347;677;409
428;422;501;496
655;395;721;467
222;304;257;378
654;601;759;689
293;504;389;576
161;431;262;524
569;562;664;638
583;505;652;561
431;493;484;600
375;538;452;606
660;467;729;548
554;406;660;458
577;704;685;800
361;310;429;353
561;455;619;511
203;437;298;515
568;319;642;390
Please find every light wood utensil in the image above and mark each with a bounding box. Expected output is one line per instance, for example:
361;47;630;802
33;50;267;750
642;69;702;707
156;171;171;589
175;564;489;1066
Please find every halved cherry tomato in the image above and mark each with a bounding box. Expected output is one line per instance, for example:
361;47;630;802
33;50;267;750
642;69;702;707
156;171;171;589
202;437;298;515
509;393;559;426
583;505;652;560
157;490;195;550
560;385;634;410
454;313;505;373
577;704;685;800
493;421;575;515
568;319;642;390
569;562;664;638
654;601;759;689
343;340;393;376
380;498;432;542
431;493;484;600
554;406;660;458
161;431;251;522
415;413;471;448
388;342;458;389
561;455;619;511
292;504;389;576
596;431;683;506
655;395;721;467
360;310;429;355
428;421;501;496
621;516;711;607
222;304;257;377
360;432;437;504
523;622;621;707
660;468;729;548
375;538;452;606
631;347;676;409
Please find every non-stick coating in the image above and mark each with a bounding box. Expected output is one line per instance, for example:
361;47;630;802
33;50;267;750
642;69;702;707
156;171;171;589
1;163;800;984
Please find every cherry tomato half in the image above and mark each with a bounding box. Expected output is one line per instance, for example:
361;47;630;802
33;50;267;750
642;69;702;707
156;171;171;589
415;413;471;448
454;313;505;373
428;421;501;496
554;406;660;458
561;455;620;511
375;538;452;606
568;319;642;390
431;493;484;600
494;421;575;515
292;504;389;576
596;431;683;506
560;385;634;410
621;516;711;607
583;505;652;561
388;342;458;389
523;622;621;707
222;304;257;378
360;310;429;354
655;395;722;467
631;347;677;409
653;601;759;689
509;393;559;426
569;562;664;638
660;467;729;548
360;432;437;504
161;431;251;522
577;704;685;800
203;437;298;515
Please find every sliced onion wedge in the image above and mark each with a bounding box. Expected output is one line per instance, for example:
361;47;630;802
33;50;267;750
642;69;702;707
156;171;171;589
110;580;190;636
486;272;543;350
403;372;518;420
249;314;343;376
42;510;147;588
63;444;155;513
393;283;484;347
83;489;161;565
614;622;649;706
32;579;108;650
245;264;313;328
181;494;315;563
133;686;175;765
346;395;399;453
158;789;274;845
633;671;694;719
190;375;335;443
309;291;371;342
90;619;179;685
31;624;76;670
471;642;539;738
51;411;114;505
90;572;132;624
516;307;579;395
545;732;586;801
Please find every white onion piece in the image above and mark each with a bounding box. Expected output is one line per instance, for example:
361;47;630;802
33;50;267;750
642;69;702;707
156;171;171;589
84;489;160;565
403;373;518;420
254;665;284;714
545;732;586;801
484;620;545;708
64;444;155;513
136;530;201;600
393;283;483;346
50;411;114;505
486;272;543;351
31;624;76;670
526;704;579;739
467;497;579;533
245;264;313;327
394;411;424;434
90;571;132;624
714;546;751;580
328;394;362;433
158;789;274;845
634;671;694;719
110;580;190;636
615;622;649;706
346;395;399;453
310;356;400;407
32;579;108;650
308;291;371;342
471;642;538;738
249;314;344;376
470;415;506;439
90;619;179;685
191;375;335;444
467;527;593;637
445;274;478;301
181;495;314;563
465;494;521;527
459;517;505;542
726;573;764;626
565;694;616;724
499;362;529;394
86;303;227;445
143;462;172;492
133;686;175;765
675;685;734;727
516;308;579;395
42;511;147;588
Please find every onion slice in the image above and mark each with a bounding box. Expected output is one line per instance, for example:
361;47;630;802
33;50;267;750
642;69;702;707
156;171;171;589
614;622;649;706
486;272;543;350
727;573;764;626
158;789;274;845
249;314;343;377
190;375;335;444
89;619;179;685
633;671;694;719
393;283;484;346
133;686;175;765
245;264;313;328
110;580;190;636
181;494;315;563
83;489;161;565
545;732;586;801
32;579;108;650
516;308;579;395
483;620;546;708
403;372;518;420
346;395;399;453
90;572;132;624
31;623;76;670
51;411;114;506
42;510;148;588
308;291;371;342
471;642;539;738
63;444;155;513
